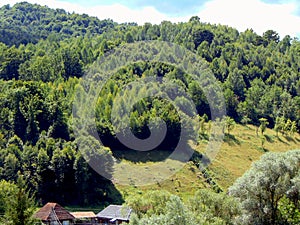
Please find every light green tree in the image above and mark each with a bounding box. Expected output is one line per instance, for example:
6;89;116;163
0;180;18;215
283;119;293;136
163;195;193;225
198;115;206;135
126;190;171;218
274;116;285;137
2;175;36;225
188;189;240;225
259;117;269;135
290;121;297;137
278;196;300;224
229;150;300;225
224;116;236;135
130;195;193;225
260;135;266;149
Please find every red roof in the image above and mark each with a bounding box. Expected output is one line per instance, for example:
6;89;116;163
34;202;75;221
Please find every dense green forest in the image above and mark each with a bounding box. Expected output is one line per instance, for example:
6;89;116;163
0;2;299;225
0;2;117;46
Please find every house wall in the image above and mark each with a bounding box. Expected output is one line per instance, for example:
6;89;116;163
41;220;74;225
98;219;128;225
73;218;98;225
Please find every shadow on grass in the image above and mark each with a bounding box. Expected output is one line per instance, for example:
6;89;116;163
189;151;212;169
199;133;209;140
276;136;288;144
264;134;274;143
257;146;269;153
276;135;300;144
112;144;195;163
224;134;241;146
284;136;297;143
244;125;254;130
112;148;172;163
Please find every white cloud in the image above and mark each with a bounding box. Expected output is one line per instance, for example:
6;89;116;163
82;4;181;24
1;0;300;37
0;0;189;24
198;0;300;37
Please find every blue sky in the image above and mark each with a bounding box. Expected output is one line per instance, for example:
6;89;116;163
1;0;300;38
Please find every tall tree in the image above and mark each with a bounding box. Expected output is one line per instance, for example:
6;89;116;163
229;150;300;225
263;30;280;44
2;175;36;225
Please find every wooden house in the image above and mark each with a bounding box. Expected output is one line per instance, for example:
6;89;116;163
70;211;98;225
34;202;75;225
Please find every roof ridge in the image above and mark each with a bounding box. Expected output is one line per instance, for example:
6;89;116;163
45;207;53;220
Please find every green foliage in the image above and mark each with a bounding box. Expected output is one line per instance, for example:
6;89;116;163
193;29;214;49
161;195;193;225
1;175;36;225
0;180;18;214
0;2;116;46
188;189;240;225
229;150;300;225
223;116;236;135
126;190;172;218
260;134;266;149
0;45;25;80
278;196;300;224
0;1;299;211
274;116;285;136
274;116;298;137
0;2;298;130
263;30;280;44
128;189;240;225
259;117;269;135
94;62;198;151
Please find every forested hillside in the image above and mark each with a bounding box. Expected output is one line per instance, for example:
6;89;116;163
0;2;299;225
0;2;118;46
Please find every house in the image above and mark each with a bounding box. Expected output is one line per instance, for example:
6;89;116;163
34;202;75;225
70;211;98;225
96;205;132;225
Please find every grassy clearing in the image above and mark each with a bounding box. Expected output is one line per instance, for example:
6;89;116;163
203;124;300;189
115;161;208;201
114;124;300;200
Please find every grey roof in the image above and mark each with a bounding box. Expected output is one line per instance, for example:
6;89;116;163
96;205;132;221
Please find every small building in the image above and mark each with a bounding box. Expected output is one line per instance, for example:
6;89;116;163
96;205;132;225
34;202;75;225
70;211;98;225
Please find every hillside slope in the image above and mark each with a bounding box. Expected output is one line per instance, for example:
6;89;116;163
115;124;300;200
0;2;299;208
